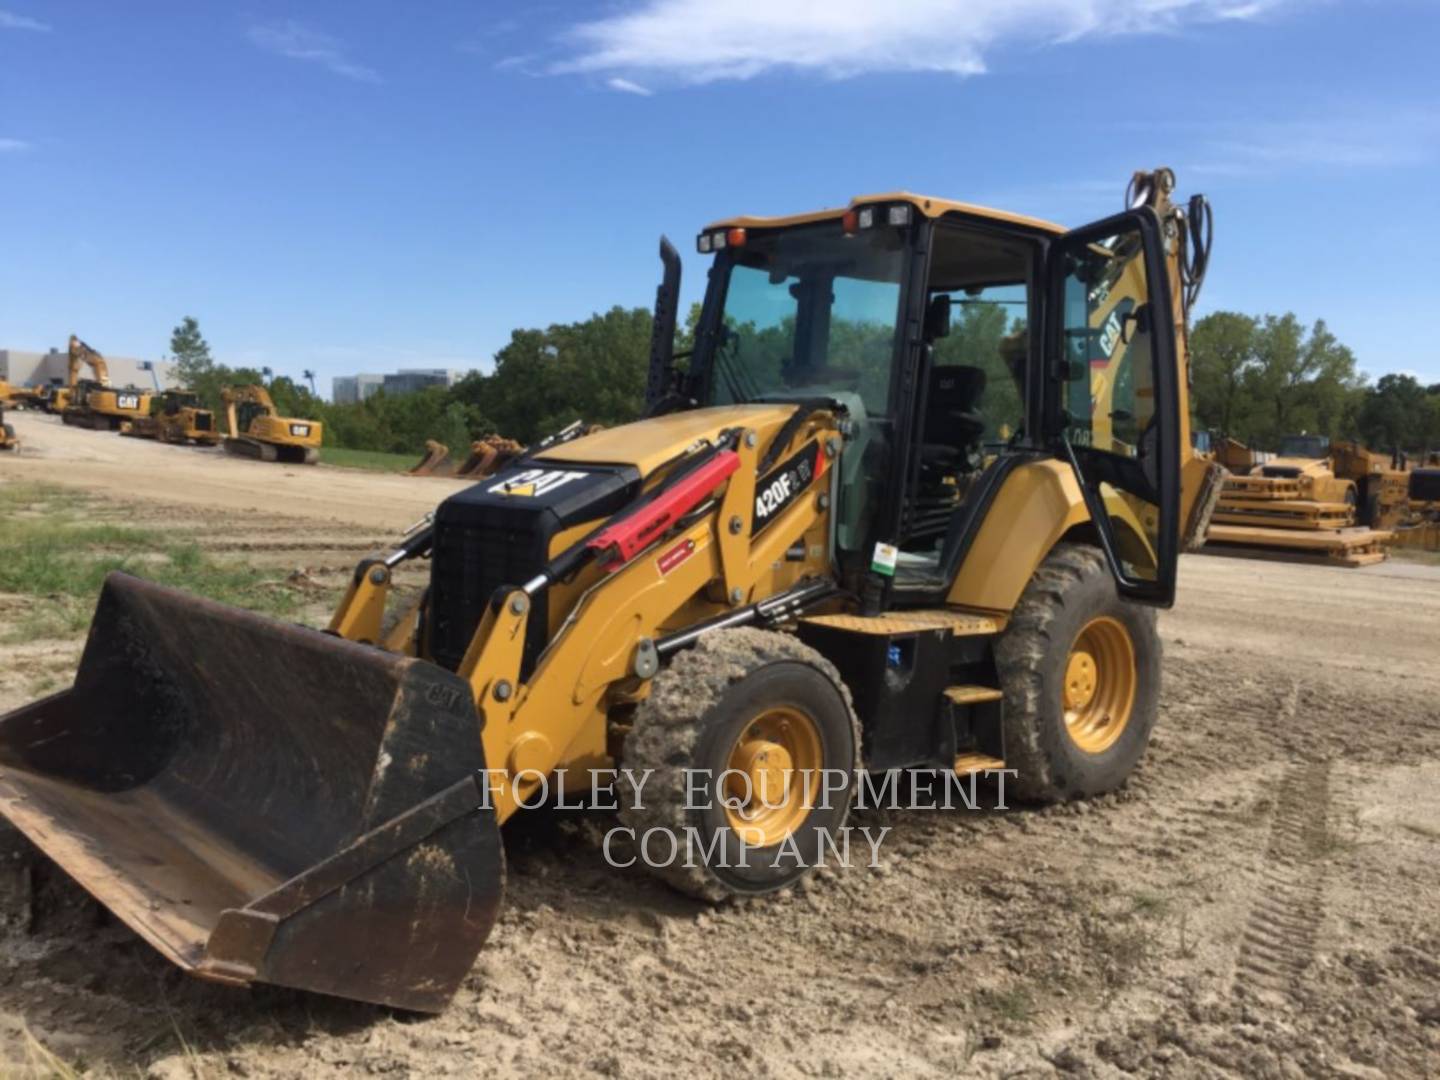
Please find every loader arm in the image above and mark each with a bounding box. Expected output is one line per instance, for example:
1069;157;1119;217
329;412;841;823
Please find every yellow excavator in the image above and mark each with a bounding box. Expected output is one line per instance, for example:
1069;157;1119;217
221;384;323;464
60;335;154;431
0;168;1220;1013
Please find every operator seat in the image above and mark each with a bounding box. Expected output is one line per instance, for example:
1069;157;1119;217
920;364;987;470
908;364;987;547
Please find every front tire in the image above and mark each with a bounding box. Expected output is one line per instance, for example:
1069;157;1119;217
995;543;1160;802
619;628;861;902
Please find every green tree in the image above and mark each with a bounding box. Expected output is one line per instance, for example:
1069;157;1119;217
1358;373;1429;451
168;316;224;404
483;307;651;442
1226;315;1359;447
1189;311;1258;438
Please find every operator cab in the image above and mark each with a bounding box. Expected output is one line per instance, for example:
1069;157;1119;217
675;192;1183;607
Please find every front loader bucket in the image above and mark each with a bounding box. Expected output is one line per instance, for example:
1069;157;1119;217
0;573;502;1013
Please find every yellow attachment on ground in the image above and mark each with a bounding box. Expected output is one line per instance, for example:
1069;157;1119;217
408;440;453;477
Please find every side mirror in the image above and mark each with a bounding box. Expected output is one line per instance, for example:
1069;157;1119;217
924;294;952;342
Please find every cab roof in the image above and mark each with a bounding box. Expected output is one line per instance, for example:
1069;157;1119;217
706;191;1065;236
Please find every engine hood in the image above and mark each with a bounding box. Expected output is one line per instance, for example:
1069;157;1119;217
535;404;799;476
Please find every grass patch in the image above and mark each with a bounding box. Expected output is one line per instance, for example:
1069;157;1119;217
1130;891;1173;918
0;482;300;642
322;446;420;473
975;986;1034;1025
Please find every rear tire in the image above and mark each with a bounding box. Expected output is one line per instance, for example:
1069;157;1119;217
995;543;1160;803
619;629;861;902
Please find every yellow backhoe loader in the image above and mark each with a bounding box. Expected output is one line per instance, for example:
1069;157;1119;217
222;384;323;464
60;335;154;431
0;169;1221;1013
121;389;222;446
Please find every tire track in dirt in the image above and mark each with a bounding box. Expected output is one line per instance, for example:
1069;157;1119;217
1232;761;1330;997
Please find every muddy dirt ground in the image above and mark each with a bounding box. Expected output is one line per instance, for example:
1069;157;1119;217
2;410;1439;1078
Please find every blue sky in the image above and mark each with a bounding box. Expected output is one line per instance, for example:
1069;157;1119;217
3;1;1437;395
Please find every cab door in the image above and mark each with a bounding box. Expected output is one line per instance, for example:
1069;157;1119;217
1045;209;1180;605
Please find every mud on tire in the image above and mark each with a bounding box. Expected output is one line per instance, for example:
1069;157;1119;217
995;542;1161;803
619;628;861;902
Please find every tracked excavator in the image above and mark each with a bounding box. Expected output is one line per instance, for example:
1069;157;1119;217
222;384;323;464
0;168;1222;1013
60;335;153;431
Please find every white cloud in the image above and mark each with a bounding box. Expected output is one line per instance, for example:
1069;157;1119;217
247;20;379;83
554;0;1289;85
0;137;31;152
1187;106;1440;175
606;76;653;96
0;9;49;31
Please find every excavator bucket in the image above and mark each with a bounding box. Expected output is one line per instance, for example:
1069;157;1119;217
408;439;454;477
454;441;498;478
0;573;502;1013
455;438;523;478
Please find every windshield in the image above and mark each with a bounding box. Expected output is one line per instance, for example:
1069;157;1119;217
702;222;906;416
1278;434;1329;458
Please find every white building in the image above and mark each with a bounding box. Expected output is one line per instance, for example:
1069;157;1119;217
333;369;461;402
0;346;180;391
332;373;385;404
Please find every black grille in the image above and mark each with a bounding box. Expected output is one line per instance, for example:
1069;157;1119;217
426;462;640;678
195;413;214;432
1411;469;1440;503
428;511;549;676
1262;465;1301;479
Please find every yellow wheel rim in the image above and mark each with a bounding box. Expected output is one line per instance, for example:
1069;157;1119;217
723;705;823;847
1062;616;1136;754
